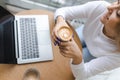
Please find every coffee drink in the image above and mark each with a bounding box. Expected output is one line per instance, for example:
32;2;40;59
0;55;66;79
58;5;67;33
57;26;73;41
23;68;40;80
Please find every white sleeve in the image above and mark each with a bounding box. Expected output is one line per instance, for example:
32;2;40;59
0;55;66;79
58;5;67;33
54;1;110;20
70;59;85;80
70;55;120;80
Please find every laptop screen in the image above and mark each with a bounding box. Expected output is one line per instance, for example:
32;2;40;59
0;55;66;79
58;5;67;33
0;6;13;22
0;6;16;63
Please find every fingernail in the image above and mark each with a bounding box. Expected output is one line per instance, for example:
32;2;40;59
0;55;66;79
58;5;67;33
57;40;61;45
54;39;61;46
56;37;61;41
54;41;57;46
72;34;74;38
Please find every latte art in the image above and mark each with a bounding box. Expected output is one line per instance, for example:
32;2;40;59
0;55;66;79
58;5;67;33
57;26;73;41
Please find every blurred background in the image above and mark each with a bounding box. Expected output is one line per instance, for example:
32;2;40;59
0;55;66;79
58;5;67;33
0;0;116;13
0;0;117;28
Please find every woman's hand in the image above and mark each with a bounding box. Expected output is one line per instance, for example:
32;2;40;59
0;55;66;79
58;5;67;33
52;16;70;45
107;1;120;12
52;16;82;64
59;38;82;64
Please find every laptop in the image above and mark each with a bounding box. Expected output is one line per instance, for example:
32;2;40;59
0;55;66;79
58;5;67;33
0;6;53;64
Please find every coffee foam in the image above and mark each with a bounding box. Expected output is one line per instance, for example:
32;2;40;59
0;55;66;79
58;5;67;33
57;26;73;41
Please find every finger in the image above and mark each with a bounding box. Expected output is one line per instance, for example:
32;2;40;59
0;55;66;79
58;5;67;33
52;28;61;46
51;32;56;42
108;5;120;9
59;40;72;47
60;50;72;58
59;47;67;53
59;46;69;51
60;50;68;57
107;2;120;10
117;0;120;4
52;30;57;41
59;42;69;47
60;52;67;57
59;48;71;55
59;38;74;46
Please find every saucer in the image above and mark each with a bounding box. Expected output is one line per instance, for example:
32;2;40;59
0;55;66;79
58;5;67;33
23;68;40;80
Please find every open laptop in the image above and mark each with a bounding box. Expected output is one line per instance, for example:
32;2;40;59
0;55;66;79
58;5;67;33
0;6;53;64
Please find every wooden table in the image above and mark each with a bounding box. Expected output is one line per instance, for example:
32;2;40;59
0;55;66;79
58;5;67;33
0;10;82;80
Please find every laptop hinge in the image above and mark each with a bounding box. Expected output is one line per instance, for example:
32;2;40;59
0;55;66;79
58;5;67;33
14;20;19;58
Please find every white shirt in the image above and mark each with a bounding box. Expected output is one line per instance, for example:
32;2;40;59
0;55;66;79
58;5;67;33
54;1;120;80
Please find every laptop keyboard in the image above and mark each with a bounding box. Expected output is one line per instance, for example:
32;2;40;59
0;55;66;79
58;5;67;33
19;18;39;59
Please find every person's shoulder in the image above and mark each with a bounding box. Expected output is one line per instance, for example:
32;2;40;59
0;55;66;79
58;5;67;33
83;1;110;14
84;1;110;20
86;1;110;6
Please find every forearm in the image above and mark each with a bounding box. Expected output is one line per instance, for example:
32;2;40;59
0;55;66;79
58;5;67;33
70;60;85;80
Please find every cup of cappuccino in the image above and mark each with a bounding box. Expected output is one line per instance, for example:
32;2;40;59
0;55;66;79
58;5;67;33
23;68;40;80
57;26;73;42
